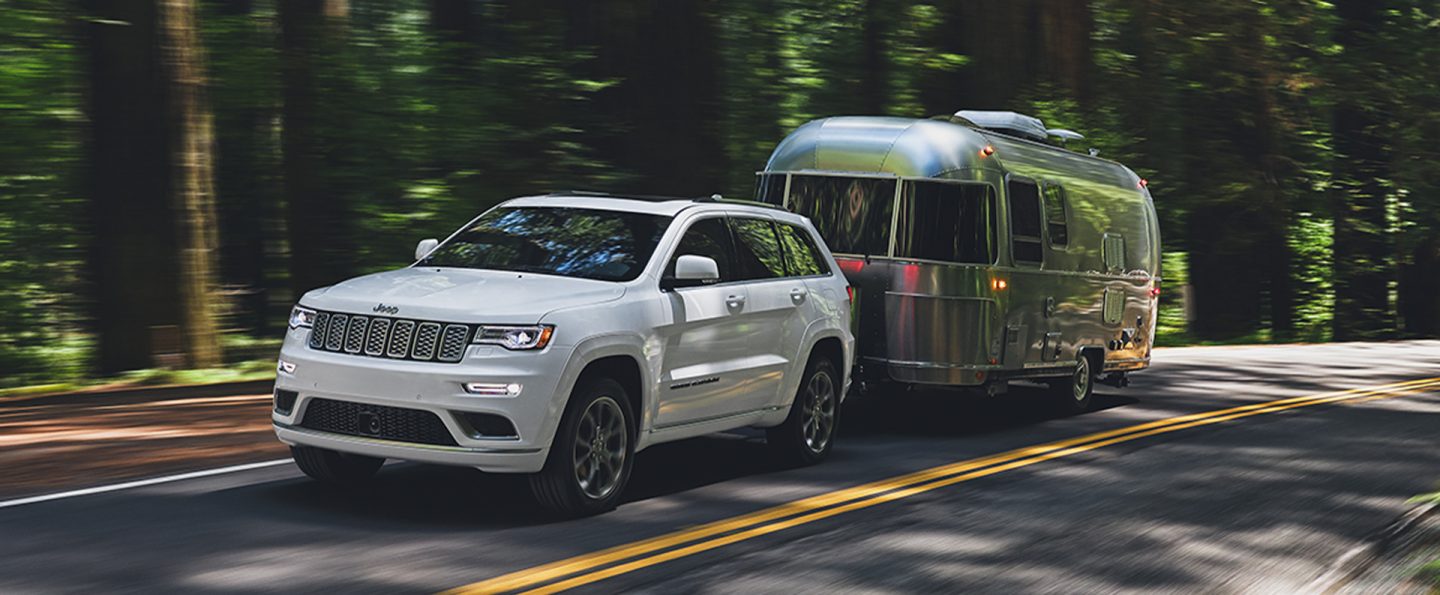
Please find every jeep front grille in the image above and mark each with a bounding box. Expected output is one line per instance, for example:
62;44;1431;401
308;309;473;363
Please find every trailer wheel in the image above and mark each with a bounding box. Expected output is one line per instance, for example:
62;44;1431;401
1047;353;1095;415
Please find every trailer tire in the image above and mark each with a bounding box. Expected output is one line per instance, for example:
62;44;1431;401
1047;353;1095;415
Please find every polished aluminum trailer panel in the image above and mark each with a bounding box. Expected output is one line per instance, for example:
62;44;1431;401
757;116;1159;387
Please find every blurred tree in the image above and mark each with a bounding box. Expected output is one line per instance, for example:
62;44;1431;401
1390;1;1440;336
281;0;352;295
1330;0;1395;340
81;0;222;372
159;0;223;367
206;0;278;333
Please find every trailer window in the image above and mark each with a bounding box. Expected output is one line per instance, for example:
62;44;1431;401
754;174;786;207
1042;182;1069;247
1103;233;1126;273
1007;179;1044;265
895;182;996;264
786;175;895;257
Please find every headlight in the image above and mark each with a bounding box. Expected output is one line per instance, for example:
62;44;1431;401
474;325;554;350
289;306;317;329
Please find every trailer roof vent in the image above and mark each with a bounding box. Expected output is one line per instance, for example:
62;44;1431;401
952;110;1087;147
954;110;1049;142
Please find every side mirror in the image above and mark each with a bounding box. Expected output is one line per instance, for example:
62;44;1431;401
664;255;720;289
415;238;440;261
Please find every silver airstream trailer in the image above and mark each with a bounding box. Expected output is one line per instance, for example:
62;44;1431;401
753;111;1160;412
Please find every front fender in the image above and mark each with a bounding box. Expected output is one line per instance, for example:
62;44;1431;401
538;332;655;451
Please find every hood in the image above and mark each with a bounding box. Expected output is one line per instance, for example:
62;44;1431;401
300;267;626;324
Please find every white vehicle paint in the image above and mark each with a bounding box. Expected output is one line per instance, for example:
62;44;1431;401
273;194;854;515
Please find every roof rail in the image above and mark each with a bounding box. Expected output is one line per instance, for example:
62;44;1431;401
545;190;787;211
544;190;695;202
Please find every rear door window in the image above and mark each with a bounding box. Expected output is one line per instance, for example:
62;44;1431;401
729;217;787;281
776;223;830;276
786;175;895;257
895;182;996;264
1007;178;1044;265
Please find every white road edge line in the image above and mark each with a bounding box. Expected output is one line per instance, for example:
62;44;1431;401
0;459;292;510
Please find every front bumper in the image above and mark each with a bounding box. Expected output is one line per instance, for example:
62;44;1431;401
273;423;545;472
272;327;572;473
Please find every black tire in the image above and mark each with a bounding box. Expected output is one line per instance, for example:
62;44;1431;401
291;446;384;484
1046;353;1096;416
767;355;840;466
529;377;635;517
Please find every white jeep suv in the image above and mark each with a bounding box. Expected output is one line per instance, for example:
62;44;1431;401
273;193;854;515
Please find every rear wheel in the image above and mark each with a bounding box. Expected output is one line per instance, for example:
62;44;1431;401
530;377;634;517
1046;353;1095;415
291;446;384;484
768;356;840;466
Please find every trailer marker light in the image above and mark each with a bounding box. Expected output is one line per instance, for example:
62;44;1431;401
846;286;855;305
1138;178;1149;188
979;145;996;157
991;278;1008;291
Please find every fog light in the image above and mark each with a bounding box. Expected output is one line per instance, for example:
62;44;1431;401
277;359;296;374
464;382;522;397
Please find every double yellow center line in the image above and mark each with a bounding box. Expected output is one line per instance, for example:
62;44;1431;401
446;376;1440;595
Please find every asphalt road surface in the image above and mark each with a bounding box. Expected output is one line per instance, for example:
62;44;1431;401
3;341;1439;594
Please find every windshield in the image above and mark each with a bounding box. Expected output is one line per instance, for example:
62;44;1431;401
418;207;672;281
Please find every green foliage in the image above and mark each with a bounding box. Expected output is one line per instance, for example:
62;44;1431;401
2;0;1440;387
0;0;85;385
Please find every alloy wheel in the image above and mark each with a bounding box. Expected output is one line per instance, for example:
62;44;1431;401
572;396;627;500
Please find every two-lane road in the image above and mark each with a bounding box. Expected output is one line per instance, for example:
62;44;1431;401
3;341;1439;593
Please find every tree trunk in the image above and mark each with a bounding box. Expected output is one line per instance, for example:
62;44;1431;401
211;0;273;334
1330;0;1393;340
281;0;352;296
82;0;223;372
859;0;889;114
1036;0;1092;105
82;0;176;373
158;0;223;367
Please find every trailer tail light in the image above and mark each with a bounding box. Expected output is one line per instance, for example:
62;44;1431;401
979;145;995;158
991;277;1008;291
1138;178;1149;189
1150;281;1161;298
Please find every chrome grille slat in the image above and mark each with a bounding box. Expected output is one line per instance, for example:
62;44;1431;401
364;318;391;356
309;312;330;349
412;322;441;360
325;314;348;351
344;316;369;354
388;320;415;358
306;310;469;364
438;324;468;362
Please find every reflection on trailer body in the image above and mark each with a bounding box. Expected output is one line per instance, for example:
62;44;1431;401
756;113;1160;390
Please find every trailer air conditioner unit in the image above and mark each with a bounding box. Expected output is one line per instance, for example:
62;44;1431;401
953;110;1050;142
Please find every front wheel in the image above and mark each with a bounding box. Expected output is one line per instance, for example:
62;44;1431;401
291;446;384;484
1046;354;1095;415
768;356;840;466
529;377;635;517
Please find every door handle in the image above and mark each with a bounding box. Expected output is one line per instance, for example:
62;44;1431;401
726;294;746;310
790;288;808;304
